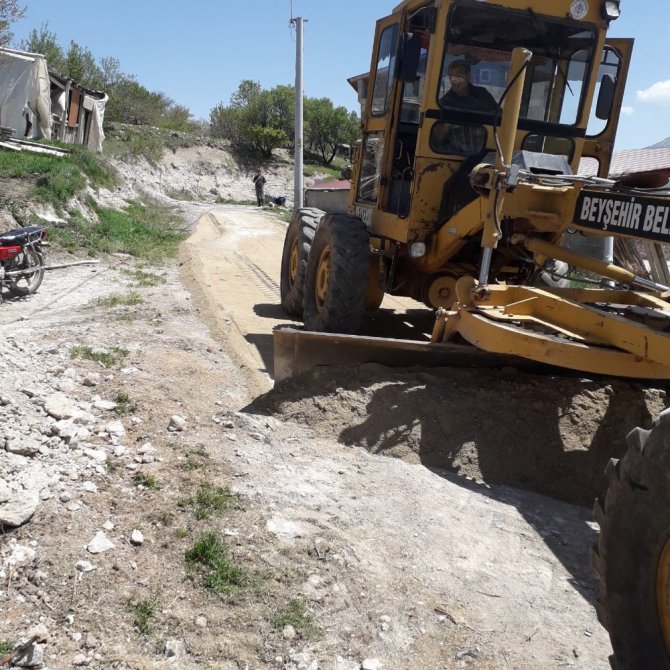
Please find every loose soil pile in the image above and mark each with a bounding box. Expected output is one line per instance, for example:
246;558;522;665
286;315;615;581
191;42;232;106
255;364;669;506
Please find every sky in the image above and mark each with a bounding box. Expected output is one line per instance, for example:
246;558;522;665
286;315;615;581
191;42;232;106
9;0;670;150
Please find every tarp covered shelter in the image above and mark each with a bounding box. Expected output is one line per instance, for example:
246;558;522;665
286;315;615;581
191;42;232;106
0;47;108;152
0;47;51;140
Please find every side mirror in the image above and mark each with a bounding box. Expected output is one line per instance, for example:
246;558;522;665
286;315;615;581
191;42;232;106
595;73;616;120
398;33;422;83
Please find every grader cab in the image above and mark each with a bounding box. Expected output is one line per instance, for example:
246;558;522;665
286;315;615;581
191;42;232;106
277;1;670;667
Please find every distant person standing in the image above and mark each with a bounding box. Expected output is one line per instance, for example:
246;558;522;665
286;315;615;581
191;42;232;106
253;168;266;207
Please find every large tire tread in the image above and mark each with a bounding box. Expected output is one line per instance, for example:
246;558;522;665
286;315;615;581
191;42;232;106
593;410;670;670
303;213;370;333
279;207;323;317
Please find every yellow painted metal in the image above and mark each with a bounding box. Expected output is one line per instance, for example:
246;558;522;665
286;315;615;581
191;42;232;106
452;308;670;379
289;237;299;290
656;538;670;654
432;283;670;378
314;245;331;310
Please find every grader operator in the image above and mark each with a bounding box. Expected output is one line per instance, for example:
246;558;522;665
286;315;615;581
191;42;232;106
278;0;670;667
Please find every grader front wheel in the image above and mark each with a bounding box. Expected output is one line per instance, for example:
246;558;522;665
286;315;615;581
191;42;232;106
303;213;370;333
280;207;323;317
593;410;670;669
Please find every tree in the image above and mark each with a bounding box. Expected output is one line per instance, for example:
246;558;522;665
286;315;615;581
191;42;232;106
210;81;289;158
19;22;64;69
305;98;360;165
63;41;102;88
0;0;24;49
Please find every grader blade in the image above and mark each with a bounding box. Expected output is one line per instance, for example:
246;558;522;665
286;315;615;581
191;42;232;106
273;327;546;382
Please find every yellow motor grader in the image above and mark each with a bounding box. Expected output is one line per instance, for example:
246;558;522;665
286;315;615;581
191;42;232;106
277;1;670;667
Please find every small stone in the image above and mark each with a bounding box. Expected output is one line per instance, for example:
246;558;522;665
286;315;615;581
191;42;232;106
12;643;43;668
361;660;381;670
72;653;89;666
84;633;98;649
104;420;125;437
168;415;186;432
102;520;114;531
82;373;101;387
76;561;95;573
195;615;207;628
0;489;40;527
26;623;49;642
164;639;186;658
282;625;297;640
130;530;144;546
81;481;98;493
87;531;115;554
5;436;40;457
59;492;72;503
93;399;117;411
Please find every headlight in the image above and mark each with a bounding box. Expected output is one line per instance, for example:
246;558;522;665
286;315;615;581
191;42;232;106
409;242;426;258
601;0;621;20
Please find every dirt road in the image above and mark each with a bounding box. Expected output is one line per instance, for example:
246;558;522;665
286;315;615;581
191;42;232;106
177;207;622;667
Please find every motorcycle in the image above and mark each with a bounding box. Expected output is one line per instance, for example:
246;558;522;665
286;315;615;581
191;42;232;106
0;225;47;301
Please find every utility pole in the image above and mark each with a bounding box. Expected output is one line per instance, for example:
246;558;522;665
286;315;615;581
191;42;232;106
292;16;305;209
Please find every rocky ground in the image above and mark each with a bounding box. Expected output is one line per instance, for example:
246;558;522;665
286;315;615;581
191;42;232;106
0;140;657;669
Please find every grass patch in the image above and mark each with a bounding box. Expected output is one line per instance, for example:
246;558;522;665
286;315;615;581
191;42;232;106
95;291;143;308
215;197;257;206
127;594;159;635
69;345;129;368
182;457;205;472
106;459;122;473
48;199;186;262
185;532;247;596
273;600;322;640
0;639;14;656
122;269;166;287
133;472;161;490
114;391;138;415
178;484;232;520
0;144;115;208
175;527;190;539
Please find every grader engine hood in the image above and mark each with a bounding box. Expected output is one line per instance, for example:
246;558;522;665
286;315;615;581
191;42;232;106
575;190;670;243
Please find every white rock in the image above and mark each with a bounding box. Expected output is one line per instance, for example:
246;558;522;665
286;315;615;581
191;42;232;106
93;399;117;411
104;420;125;437
361;660;381;670
195;615;207;628
12;642;43;668
5;436;41;457
81;481;98;493
164;640;186;658
103;520;114;531
76;560;95;573
0;489;40;527
168;415;186;432
130;530;144;546
26;623;50;642
87;531;115;554
44;394;79;421
82;373;101;387
283;624;297;640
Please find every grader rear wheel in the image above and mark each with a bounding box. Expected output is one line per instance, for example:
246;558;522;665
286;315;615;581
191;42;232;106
593;410;670;669
303;213;369;333
280;207;323;317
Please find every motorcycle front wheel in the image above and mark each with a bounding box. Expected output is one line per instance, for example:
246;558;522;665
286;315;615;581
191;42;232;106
6;247;44;297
